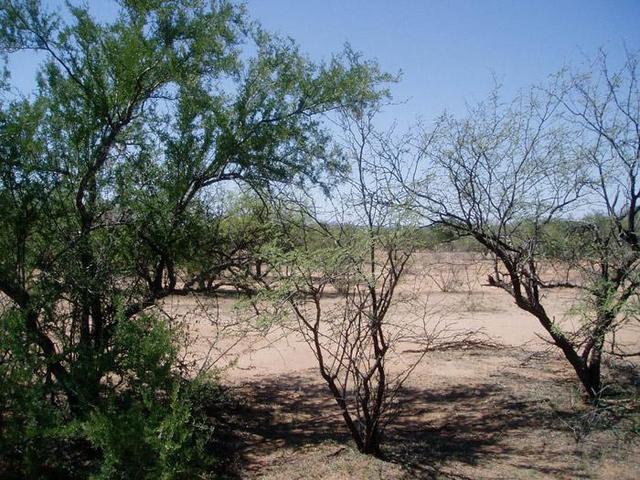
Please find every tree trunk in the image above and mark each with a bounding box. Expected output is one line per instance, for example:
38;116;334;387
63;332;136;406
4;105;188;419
361;423;382;457
526;303;600;402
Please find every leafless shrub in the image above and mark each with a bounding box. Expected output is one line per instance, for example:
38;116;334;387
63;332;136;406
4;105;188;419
255;107;438;456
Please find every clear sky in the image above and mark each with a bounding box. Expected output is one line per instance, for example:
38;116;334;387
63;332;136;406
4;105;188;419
5;0;640;125
246;0;640;123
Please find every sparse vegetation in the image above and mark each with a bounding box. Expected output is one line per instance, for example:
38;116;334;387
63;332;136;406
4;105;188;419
0;1;638;478
397;54;640;401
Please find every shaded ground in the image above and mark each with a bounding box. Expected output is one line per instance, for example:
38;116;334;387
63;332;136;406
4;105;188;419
176;253;640;478
216;348;639;479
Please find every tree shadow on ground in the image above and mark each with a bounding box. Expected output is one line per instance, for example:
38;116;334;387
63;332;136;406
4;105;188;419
606;358;640;392
217;360;636;479
207;374;348;477
386;381;591;479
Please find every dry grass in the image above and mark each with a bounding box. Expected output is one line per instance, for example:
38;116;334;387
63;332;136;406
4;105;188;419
255;443;407;480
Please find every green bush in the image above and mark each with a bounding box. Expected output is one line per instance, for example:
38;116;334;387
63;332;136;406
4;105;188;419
0;313;222;479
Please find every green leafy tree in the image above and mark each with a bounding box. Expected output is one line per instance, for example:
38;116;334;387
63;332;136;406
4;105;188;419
0;0;390;474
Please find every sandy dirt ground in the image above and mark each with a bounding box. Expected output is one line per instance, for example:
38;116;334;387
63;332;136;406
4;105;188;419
163;252;640;479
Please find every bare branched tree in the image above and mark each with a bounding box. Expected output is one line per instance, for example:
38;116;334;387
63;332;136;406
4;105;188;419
550;50;640;376
398;50;640;401
259;107;430;456
393;86;629;399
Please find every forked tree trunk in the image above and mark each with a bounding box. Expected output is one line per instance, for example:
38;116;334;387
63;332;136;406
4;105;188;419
321;375;384;457
500;263;603;402
536;316;605;402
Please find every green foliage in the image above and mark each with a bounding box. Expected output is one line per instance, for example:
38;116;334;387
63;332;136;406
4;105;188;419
110;314;178;392
0;309;77;478
0;312;221;478
0;0;389;475
83;317;215;480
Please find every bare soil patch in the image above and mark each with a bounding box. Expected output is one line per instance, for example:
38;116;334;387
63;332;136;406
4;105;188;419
218;349;638;479
176;253;640;478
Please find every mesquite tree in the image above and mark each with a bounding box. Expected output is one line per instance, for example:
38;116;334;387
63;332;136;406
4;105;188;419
395;89;607;398
260;108;428;456
550;51;640;387
398;52;640;400
0;0;389;414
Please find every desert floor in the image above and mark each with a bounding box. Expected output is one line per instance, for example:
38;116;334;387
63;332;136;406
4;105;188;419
165;253;640;479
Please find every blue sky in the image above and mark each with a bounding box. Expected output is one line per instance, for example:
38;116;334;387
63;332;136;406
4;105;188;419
246;0;640;123
6;0;640;124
